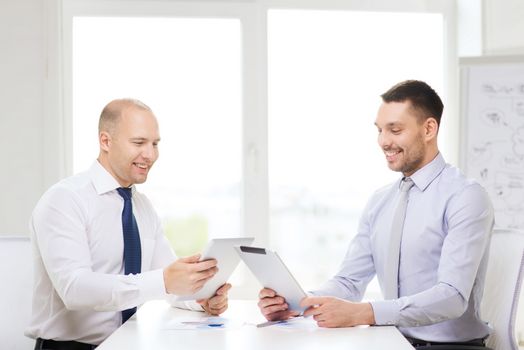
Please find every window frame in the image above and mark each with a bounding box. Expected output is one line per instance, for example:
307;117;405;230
44;0;457;297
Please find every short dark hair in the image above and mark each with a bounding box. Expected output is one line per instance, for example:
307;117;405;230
380;80;443;126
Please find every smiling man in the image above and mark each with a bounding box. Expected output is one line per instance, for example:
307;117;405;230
27;99;230;350
257;81;494;348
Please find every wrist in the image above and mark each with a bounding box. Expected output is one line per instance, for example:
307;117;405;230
365;302;376;325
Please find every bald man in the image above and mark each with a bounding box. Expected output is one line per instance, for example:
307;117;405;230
27;99;230;350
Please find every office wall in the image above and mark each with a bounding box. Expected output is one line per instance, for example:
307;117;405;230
484;0;524;55
0;0;44;235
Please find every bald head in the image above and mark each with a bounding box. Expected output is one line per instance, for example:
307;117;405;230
98;98;152;134
97;98;160;187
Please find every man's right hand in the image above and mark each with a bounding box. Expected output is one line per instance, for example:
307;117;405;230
257;288;299;321
163;254;218;295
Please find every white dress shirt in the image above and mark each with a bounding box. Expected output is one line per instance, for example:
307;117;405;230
312;153;494;342
25;161;198;345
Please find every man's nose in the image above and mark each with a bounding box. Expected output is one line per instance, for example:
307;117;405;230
378;132;391;149
142;144;156;160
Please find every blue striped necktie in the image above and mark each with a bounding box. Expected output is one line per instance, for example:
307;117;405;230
117;187;142;323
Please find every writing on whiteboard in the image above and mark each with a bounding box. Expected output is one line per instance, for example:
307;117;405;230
464;63;524;229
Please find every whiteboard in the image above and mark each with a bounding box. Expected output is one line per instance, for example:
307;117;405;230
461;56;524;230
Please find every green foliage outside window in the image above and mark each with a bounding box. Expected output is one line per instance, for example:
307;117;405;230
163;215;209;257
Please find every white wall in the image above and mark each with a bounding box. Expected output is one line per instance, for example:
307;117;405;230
0;236;34;349
0;0;44;235
484;0;524;55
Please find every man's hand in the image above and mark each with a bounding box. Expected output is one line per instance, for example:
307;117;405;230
163;254;218;295
257;288;299;321
301;296;375;328
197;283;231;315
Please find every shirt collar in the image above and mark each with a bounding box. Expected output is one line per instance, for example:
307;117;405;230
403;152;446;192
89;160;135;195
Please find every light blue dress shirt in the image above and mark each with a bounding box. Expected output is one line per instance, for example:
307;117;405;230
312;153;494;342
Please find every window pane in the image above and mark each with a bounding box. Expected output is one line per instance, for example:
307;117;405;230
268;10;444;293
73;17;241;256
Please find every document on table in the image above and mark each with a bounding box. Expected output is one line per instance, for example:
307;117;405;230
163;316;245;330
164;315;318;331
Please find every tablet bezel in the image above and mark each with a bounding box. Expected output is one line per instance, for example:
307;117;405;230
174;237;254;301
235;246;308;313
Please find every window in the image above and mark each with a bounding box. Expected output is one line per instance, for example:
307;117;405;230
72;16;242;257
63;0;453;298
268;10;444;293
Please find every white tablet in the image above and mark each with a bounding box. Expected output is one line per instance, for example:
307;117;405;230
235;246;308;313
175;237;254;301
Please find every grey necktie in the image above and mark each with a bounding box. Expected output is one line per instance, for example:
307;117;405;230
384;177;414;300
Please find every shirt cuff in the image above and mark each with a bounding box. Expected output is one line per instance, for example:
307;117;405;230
169;299;204;311
370;300;400;326
183;300;205;311
137;269;169;301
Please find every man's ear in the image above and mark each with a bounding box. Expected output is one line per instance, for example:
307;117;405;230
99;131;111;152
424;117;439;140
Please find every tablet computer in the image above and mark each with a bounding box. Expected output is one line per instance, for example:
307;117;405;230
175;237;254;301
235;246;308;313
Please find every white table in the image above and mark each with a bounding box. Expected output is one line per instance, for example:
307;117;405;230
97;300;414;350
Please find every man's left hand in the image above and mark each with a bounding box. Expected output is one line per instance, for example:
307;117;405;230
301;296;375;328
197;283;231;315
